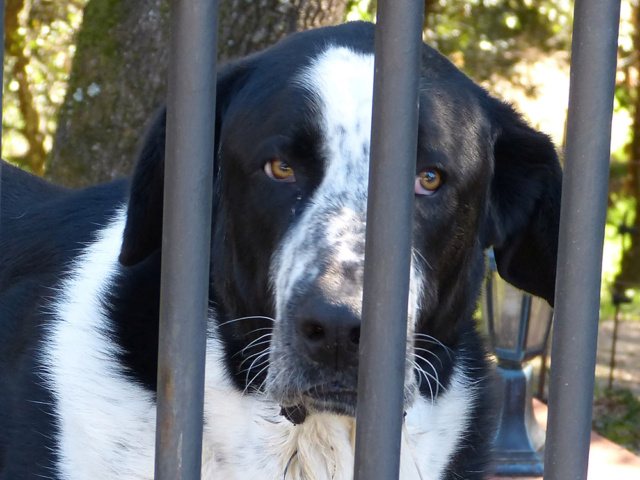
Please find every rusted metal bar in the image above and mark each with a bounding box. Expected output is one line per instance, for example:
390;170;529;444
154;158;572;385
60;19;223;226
543;0;621;478
154;1;218;479
353;1;425;479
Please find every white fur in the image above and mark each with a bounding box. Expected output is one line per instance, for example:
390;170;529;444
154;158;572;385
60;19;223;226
41;46;476;480
43;209;157;479
403;368;477;479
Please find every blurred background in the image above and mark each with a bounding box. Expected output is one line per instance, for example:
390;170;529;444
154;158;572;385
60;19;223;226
1;0;638;454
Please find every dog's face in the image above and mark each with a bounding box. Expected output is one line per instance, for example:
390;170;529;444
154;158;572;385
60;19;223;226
120;22;561;418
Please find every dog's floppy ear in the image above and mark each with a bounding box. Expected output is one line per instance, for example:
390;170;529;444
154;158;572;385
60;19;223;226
118;107;167;266
483;101;562;306
118;61;253;266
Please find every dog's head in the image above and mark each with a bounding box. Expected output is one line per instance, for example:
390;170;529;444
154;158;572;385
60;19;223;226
119;22;561;418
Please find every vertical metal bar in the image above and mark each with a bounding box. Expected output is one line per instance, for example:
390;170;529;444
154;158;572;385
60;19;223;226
353;1;424;479
543;1;620;479
154;1;218;479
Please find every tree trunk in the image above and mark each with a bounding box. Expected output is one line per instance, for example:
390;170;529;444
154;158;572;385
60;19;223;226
47;0;348;187
218;0;348;61
46;0;170;187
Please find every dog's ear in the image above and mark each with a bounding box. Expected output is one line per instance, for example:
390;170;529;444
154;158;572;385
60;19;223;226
118;61;253;266
118;107;167;266
483;101;562;306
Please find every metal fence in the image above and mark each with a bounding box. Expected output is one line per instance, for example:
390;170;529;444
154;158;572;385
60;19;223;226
0;0;622;479
156;0;623;477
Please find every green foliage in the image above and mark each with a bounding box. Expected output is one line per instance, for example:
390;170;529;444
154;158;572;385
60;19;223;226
347;0;573;85
423;0;572;84
615;1;637;113
2;0;88;172
592;388;640;455
609;2;640;309
602;193;640;319
345;0;375;22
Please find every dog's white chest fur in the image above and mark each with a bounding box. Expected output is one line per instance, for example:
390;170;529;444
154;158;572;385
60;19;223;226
41;211;471;480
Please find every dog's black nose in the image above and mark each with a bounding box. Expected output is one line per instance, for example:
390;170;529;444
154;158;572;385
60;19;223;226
294;293;361;369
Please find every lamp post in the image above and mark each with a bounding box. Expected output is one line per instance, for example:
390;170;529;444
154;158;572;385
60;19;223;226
483;249;554;476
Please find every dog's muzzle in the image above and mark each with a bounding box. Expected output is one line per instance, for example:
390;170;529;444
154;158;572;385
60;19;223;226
275;288;363;422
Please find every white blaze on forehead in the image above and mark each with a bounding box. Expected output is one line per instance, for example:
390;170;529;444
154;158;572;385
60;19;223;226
325;206;362;264
273;47;376;315
298;46;376;191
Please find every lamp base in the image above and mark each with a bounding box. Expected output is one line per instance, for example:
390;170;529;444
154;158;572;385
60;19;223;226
493;362;545;477
494;453;544;477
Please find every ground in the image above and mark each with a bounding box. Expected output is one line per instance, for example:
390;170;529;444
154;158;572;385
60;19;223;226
530;318;640;455
592;319;640;454
595;319;640;397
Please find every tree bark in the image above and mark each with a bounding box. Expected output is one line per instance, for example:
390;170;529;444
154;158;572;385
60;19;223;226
47;0;348;187
47;0;170;187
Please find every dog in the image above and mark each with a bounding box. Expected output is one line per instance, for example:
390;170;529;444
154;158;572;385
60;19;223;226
0;21;561;480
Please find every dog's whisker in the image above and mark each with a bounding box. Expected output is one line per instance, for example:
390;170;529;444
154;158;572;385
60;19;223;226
237;340;272;361
414;363;423;390
244;363;271;396
411;247;433;271
413;346;444;368
244;347;271;380
240;358;269;378
218;315;275;327
413;361;435;404
239;349;270;373
238;333;273;354
414;333;454;357
238;350;269;370
414;353;443;388
257;375;270;395
240;327;274;335
413;354;444;397
245;349;270;377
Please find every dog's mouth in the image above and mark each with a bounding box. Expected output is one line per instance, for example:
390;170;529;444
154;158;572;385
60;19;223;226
280;382;358;423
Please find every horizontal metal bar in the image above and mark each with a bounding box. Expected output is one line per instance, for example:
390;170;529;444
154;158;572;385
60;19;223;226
543;0;621;479
353;1;425;479
154;1;219;479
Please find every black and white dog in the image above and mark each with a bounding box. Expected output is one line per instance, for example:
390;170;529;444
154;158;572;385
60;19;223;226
0;21;561;480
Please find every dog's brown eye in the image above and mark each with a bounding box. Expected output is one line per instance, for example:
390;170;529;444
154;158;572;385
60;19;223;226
416;169;442;195
265;158;296;183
